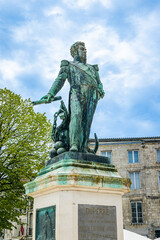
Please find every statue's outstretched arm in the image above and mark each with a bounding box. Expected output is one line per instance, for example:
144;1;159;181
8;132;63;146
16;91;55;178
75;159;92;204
41;60;69;102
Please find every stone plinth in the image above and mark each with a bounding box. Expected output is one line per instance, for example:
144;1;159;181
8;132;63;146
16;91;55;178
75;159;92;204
25;152;130;240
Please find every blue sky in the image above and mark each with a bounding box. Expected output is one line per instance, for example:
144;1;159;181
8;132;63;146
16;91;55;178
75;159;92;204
0;0;160;138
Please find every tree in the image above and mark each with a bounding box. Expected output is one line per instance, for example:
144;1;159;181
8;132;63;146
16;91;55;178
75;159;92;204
0;88;52;234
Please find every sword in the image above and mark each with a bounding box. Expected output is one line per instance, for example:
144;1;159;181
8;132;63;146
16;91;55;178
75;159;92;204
32;96;62;106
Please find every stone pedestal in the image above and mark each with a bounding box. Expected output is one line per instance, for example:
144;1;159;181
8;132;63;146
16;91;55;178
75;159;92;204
25;152;130;240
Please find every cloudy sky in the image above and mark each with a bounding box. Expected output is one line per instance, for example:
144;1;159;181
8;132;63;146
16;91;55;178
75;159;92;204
0;0;160;139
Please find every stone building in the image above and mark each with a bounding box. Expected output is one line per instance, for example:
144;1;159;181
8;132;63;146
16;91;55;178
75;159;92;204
2;136;160;239
90;136;160;239
2;198;33;240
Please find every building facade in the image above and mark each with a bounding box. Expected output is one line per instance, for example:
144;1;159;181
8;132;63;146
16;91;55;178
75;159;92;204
90;137;160;239
2;198;33;240
2;136;160;239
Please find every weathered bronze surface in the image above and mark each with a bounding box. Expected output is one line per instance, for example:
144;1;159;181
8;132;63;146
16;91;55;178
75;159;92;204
34;41;104;155
78;204;117;240
46;151;110;167
32;96;62;106
36;206;56;240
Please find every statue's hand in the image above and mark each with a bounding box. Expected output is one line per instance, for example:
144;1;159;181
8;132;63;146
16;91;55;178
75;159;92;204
98;84;105;99
99;89;105;98
40;94;53;103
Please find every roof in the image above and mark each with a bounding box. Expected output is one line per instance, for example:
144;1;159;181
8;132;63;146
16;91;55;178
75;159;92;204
89;136;160;143
124;229;151;240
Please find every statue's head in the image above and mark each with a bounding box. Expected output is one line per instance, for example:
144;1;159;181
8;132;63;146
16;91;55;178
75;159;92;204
70;41;87;64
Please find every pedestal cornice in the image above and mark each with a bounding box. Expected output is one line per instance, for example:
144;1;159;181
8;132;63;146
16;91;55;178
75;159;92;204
25;152;131;197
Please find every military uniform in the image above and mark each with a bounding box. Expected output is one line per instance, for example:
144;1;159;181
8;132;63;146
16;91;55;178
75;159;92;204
48;60;104;152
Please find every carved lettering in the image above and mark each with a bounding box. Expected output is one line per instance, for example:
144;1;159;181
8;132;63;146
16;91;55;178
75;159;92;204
86;207;109;215
78;204;117;240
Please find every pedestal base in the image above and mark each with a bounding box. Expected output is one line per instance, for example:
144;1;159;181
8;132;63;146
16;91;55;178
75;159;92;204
25;152;130;240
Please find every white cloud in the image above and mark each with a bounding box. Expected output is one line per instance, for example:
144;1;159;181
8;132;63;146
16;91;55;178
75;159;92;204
8;7;160;113
113;41;138;63
99;0;112;8
0;60;24;88
62;0;112;10
2;1;159;138
45;6;64;16
12;21;40;43
75;8;160;112
62;0;96;9
10;17;73;89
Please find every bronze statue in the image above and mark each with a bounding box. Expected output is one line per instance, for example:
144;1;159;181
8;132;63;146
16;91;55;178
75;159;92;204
34;41;104;155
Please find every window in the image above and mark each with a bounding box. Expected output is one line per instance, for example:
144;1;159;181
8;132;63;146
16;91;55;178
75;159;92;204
101;151;112;163
156;150;160;162
131;201;143;224
129;172;140;189
29;213;33;235
128;150;139;163
155;230;160;238
158;172;160;192
101;151;106;156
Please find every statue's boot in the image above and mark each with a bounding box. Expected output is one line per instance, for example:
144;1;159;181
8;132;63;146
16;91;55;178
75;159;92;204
70;144;78;152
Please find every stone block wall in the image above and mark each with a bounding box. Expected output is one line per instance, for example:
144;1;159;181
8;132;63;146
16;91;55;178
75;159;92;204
90;137;160;239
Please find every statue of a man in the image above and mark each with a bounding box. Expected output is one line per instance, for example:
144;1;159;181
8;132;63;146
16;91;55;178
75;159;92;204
41;41;104;153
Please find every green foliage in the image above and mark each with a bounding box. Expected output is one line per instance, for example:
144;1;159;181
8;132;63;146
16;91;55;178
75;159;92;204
0;88;52;234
